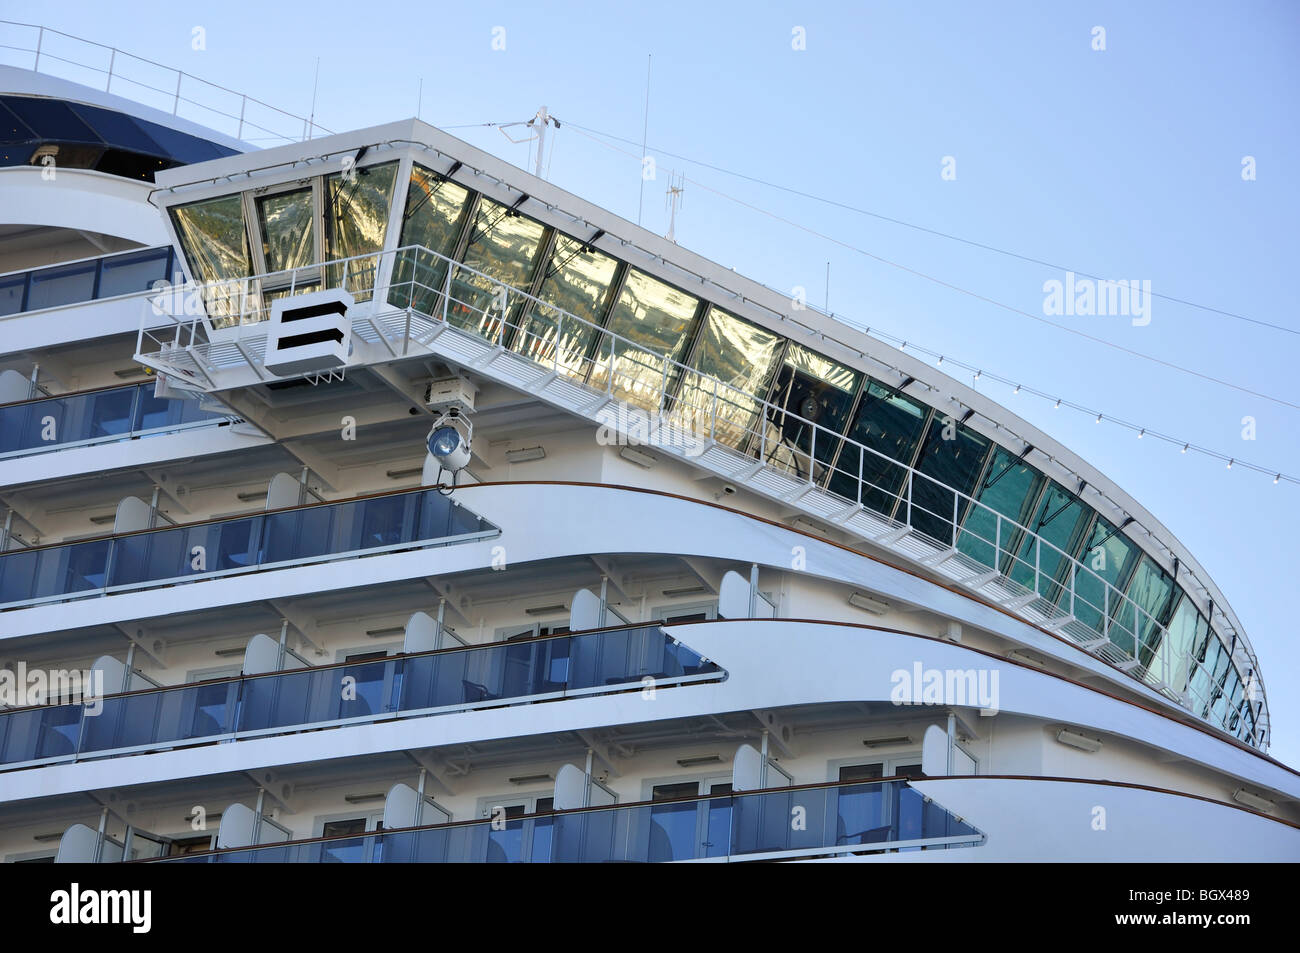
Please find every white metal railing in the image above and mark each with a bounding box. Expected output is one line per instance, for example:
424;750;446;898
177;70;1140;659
0;20;331;145
132;244;1265;746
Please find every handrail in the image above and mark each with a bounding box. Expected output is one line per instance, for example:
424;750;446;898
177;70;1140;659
0;379;230;461
134;244;1264;747
0;245;180;318
0;481;498;611
0;624;722;772
135;776;980;863
0;20;331;144
0;620;657;716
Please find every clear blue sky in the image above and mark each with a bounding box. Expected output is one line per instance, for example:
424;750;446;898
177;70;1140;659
7;1;1298;765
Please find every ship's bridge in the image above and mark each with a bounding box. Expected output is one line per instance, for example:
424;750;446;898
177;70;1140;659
131;118;1268;750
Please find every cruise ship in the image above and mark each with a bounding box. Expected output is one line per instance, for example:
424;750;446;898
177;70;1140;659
1;22;1297;867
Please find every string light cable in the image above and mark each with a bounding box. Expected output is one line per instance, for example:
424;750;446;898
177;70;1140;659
555;119;1298;487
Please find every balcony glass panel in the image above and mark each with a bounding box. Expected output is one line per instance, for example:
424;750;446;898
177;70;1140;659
591;269;699;410
759;343;860;481
672;307;782;449
511;235;619;379
325;161;398;301
162;779;977;864
26;260;97;311
96;247;173;298
0;626;716;769
0;489;495;609
256;188;314;273
446;197;547;340
390;166;472;314
81;681;240;753
0;703;82;765
957;447;1043;570
0;272;24;315
909;418;992;545
829;378;930;517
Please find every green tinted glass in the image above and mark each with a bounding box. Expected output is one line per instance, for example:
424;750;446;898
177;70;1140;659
908;418;992;544
829;378;930;516
1070;515;1139;640
1008;480;1089;601
957;447;1043;570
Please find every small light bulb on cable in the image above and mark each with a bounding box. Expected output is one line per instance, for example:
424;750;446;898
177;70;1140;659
974;370;981;381
1013;384;1020;394
1096;413;1102;423
1181;444;1188;454
1227;459;1234;470
1138;429;1145;438
1054;399;1061;409
937;356;943;366
1275;474;1281;484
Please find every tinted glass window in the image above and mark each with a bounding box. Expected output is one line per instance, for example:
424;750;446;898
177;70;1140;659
909;417;992;544
2;96;100;144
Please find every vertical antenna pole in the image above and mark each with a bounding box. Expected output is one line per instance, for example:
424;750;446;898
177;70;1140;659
637;54;651;226
535;105;548;179
308;57;321;140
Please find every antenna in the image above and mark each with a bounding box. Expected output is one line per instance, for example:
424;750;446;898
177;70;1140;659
637;54;652;226
499;107;559;180
307;57;321;140
665;172;685;243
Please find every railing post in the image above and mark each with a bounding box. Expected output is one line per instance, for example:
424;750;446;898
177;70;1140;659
951;491;959;547
856;446;863;506
442;266;451;324
994;513;1001;569
173;71;182;115
906;471;913;527
808;428;816;484
107;49;116;94
709;378;718;441
1034;536;1041;597
1103;586;1110;642
33;27;43;72
658;357;669;412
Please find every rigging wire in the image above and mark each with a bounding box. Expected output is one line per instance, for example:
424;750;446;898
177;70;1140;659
555;119;1299;486
557;119;1299;340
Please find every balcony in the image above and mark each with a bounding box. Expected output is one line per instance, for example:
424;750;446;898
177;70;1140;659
143;777;982;863
0;485;498;611
0;246;178;317
0;624;722;772
0;380;231;460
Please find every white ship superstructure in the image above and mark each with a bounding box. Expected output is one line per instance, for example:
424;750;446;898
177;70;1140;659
1;26;1297;864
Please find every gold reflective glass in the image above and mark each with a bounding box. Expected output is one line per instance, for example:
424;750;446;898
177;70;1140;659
325;161;398;301
170;194;252;329
391;165;472;314
672;307;782;448
447;197;547;340
512;234;619;379
593;269;699;410
256;188;314;274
